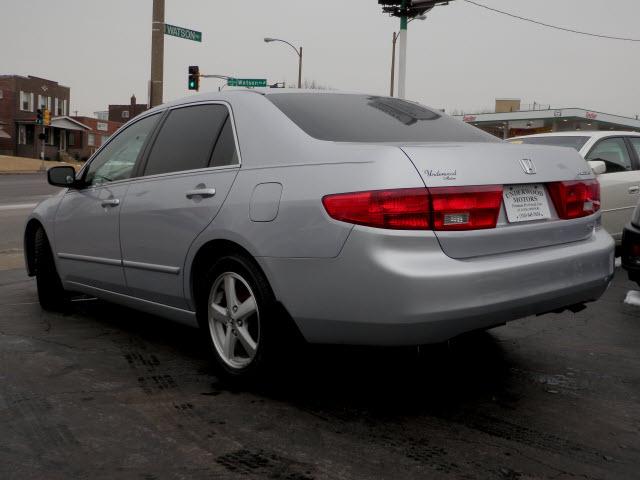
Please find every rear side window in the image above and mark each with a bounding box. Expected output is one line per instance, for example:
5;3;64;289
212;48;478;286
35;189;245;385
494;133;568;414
144;104;229;176
510;136;590;151
210;117;239;167
266;93;498;143
627;137;640;162
586;138;632;173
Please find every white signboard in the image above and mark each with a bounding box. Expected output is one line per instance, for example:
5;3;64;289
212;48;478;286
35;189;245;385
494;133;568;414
503;184;552;223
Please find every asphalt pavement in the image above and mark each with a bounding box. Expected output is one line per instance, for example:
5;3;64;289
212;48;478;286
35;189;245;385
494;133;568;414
0;174;639;479
0;173;60;269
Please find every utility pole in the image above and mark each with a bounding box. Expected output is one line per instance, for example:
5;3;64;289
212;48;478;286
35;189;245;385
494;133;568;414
379;1;451;99
397;0;408;99
150;0;165;107
390;32;398;96
298;47;303;89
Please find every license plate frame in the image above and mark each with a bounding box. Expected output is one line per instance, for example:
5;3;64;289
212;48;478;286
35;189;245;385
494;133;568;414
503;184;552;223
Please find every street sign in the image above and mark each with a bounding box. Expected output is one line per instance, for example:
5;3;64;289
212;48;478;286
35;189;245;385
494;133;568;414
164;23;202;42
227;78;267;88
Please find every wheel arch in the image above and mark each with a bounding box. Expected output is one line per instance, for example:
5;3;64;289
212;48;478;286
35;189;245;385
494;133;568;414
188;238;274;312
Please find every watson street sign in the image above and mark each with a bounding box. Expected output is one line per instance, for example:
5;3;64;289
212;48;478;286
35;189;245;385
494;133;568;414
164;24;202;42
227;78;268;88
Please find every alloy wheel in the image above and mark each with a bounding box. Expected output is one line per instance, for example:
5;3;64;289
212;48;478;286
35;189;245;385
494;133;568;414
208;272;260;370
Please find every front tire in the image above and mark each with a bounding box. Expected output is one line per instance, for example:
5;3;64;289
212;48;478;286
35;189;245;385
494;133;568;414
34;227;69;311
198;254;280;382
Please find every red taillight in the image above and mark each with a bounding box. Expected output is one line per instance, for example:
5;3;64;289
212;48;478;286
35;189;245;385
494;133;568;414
547;180;600;220
322;185;504;231
322;188;431;230
430;185;503;231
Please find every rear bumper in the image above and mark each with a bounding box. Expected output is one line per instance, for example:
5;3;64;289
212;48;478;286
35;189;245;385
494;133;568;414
260;227;615;346
621;223;640;283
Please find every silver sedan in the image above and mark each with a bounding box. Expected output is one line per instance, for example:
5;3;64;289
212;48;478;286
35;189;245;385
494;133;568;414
25;91;615;381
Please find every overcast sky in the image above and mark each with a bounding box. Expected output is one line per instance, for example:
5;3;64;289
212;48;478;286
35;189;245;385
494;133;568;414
2;0;639;118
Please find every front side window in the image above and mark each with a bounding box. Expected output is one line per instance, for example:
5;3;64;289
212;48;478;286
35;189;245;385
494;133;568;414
84;113;159;186
586;137;632;173
266;93;498;143
143;104;230;176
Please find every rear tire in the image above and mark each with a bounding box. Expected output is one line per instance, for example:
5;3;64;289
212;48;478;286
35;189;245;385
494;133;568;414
34;227;69;311
197;254;285;383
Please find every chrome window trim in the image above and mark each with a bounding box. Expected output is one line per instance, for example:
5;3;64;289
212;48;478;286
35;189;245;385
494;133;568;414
73;101;243;191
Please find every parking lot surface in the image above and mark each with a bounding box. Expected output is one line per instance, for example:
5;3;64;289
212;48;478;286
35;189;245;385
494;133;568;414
1;262;639;479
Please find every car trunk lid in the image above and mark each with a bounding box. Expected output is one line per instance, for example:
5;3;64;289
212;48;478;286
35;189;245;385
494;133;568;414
401;142;599;259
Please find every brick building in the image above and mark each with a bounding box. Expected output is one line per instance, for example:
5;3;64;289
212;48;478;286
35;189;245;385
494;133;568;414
108;94;148;123
0;75;75;159
67;116;123;161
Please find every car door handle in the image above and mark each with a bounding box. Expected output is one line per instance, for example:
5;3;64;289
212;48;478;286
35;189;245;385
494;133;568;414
101;198;120;207
185;188;216;199
629;186;640;195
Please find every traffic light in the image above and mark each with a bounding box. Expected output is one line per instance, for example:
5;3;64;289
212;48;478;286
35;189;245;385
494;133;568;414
43;109;51;126
188;65;200;91
36;109;43;125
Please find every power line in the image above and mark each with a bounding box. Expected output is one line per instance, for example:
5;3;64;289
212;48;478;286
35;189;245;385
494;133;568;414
463;0;640;42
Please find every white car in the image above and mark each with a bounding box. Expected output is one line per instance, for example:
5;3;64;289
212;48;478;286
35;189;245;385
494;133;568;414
510;131;640;244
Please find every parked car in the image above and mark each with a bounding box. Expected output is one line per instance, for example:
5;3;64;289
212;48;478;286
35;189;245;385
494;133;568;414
621;203;640;284
25;91;615;381
510;131;640;245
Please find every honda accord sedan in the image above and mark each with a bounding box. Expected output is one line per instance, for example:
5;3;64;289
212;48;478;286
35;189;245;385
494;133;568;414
25;90;615;381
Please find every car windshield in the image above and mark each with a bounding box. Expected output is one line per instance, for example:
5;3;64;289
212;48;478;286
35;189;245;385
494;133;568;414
509;136;590;151
266;93;499;143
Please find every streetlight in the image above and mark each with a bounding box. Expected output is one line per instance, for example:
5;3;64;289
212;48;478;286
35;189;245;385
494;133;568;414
264;37;303;88
390;15;425;97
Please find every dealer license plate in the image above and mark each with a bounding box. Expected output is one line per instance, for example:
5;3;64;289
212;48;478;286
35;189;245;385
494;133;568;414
503;184;552;223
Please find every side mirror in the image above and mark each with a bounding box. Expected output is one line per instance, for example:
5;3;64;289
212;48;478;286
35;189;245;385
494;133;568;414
588;160;606;175
47;166;78;188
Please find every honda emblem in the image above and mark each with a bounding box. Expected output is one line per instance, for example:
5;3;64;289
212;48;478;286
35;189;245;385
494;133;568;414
519;158;536;175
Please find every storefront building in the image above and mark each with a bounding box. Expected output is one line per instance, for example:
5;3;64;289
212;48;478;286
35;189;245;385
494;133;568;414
455;101;640;139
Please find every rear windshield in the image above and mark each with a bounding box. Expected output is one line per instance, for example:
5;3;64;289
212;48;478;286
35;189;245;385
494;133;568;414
509;136;589;151
267;93;499;143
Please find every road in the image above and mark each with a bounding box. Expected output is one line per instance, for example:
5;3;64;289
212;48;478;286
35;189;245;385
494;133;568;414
0;174;60;269
0;174;639;479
